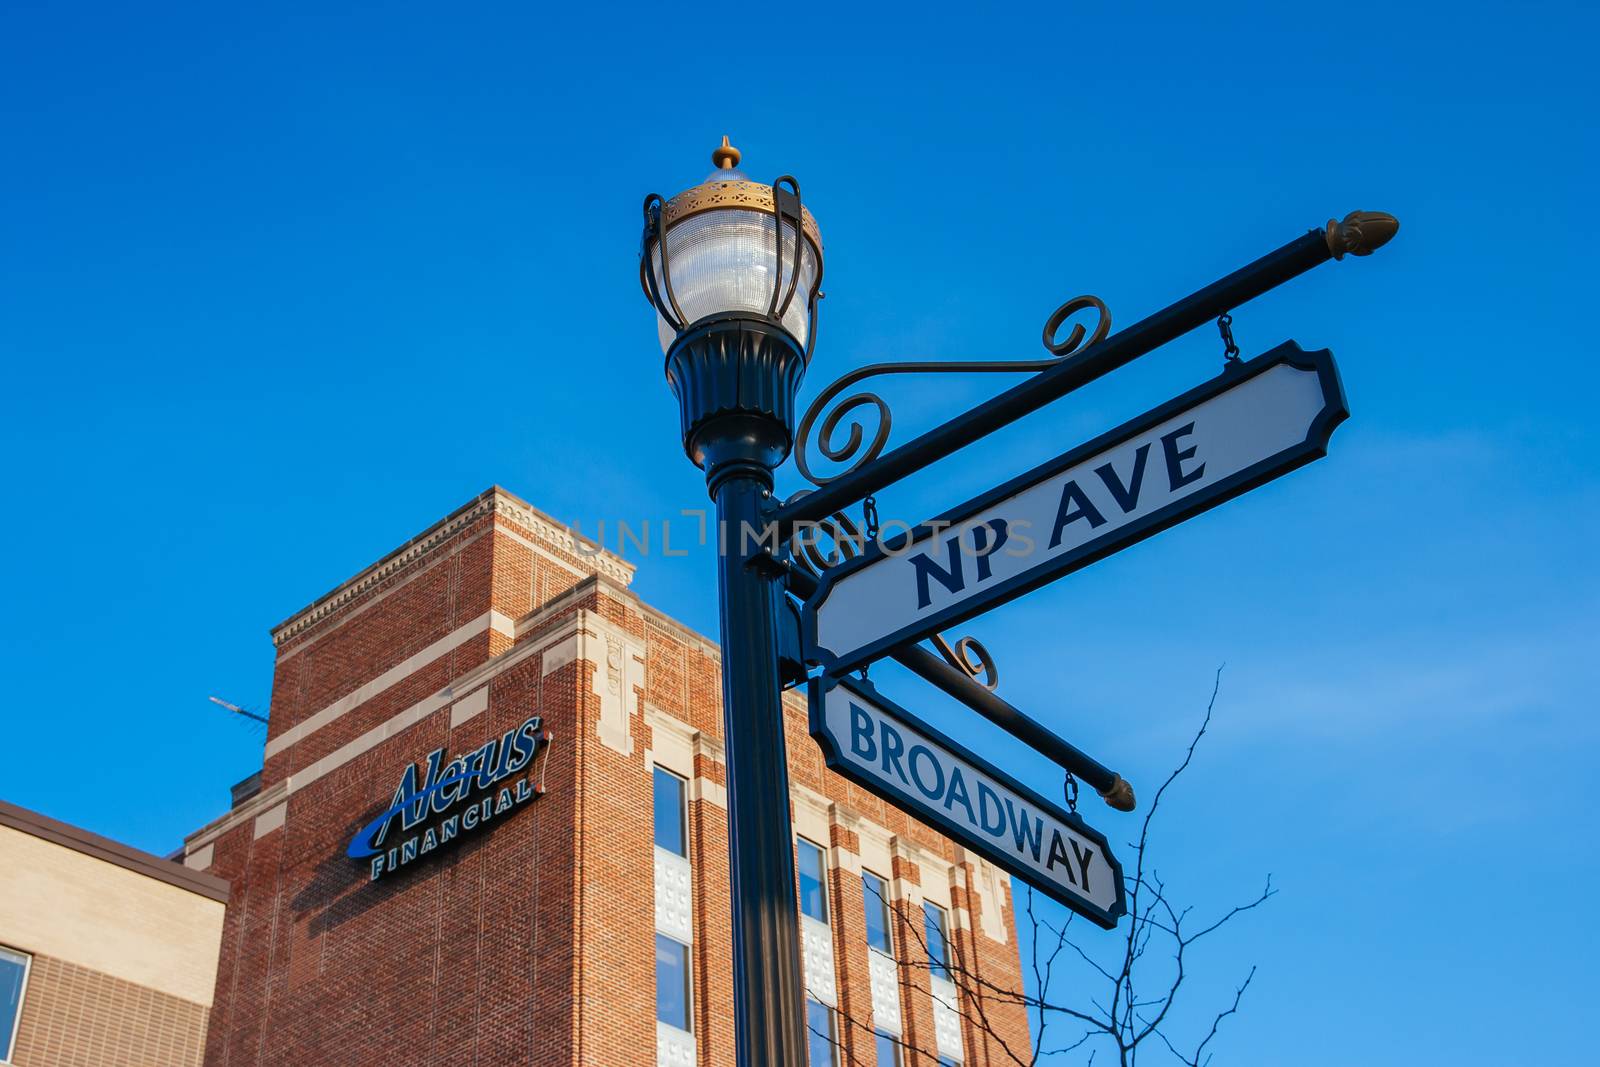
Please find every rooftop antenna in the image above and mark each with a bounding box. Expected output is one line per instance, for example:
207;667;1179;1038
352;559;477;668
208;695;269;725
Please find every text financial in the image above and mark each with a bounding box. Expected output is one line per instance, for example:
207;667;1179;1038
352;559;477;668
347;715;550;881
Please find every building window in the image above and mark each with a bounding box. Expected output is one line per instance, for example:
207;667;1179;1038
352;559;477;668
873;1029;903;1067
653;766;688;857
655;934;692;1033
862;871;893;955
805;997;838;1067
924;902;951;980
797;838;829;924
0;947;28;1064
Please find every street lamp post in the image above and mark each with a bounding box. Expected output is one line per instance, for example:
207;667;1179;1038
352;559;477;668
640;135;1398;1066
641;138;824;1067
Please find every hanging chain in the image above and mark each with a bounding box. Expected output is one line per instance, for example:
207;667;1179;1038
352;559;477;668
1217;312;1241;367
1063;771;1079;814
862;494;881;541
853;498;880;681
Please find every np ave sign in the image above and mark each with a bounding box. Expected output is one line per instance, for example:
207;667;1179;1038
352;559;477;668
802;343;1347;674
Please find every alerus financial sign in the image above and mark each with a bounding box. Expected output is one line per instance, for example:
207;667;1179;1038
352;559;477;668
347;715;551;881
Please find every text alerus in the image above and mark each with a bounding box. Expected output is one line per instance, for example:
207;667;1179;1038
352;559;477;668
347;715;551;881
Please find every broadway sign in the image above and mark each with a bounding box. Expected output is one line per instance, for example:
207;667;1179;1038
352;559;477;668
811;675;1125;926
802;342;1347;674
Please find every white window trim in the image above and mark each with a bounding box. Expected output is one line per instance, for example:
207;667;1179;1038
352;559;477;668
873;1027;905;1067
652;764;690;858
0;945;31;1067
925;901;952;974
863;870;895;957
653;758;695;1067
805;996;841;1067
867;946;904;1038
655;933;694;1035
797;837;831;925
929;971;965;1063
656;1017;696;1067
800;914;838;1008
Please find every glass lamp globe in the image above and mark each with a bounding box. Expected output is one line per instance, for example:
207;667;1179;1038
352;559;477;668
642;137;824;355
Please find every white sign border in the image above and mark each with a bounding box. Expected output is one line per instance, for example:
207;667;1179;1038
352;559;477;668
808;674;1128;929
801;342;1347;675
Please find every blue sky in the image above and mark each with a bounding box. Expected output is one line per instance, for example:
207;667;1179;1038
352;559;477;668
2;1;1595;1062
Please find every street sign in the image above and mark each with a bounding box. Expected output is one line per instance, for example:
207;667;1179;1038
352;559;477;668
810;674;1126;927
801;342;1346;675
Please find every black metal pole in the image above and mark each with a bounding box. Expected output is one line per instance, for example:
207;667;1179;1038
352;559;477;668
776;213;1395;531
711;468;809;1067
666;314;812;1067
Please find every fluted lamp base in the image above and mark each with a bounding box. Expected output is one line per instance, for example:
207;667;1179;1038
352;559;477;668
665;315;809;484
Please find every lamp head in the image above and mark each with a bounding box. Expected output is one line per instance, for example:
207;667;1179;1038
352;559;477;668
640;137;825;357
641;139;825;474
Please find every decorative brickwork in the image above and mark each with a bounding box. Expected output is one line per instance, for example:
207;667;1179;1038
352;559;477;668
10;955;208;1067
190;488;1033;1066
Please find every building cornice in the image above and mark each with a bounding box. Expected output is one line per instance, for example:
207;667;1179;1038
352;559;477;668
516;571;722;664
270;486;635;648
489;492;636;587
1;799;230;904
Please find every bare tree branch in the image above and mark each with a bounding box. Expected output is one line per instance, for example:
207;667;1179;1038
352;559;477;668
819;668;1269;1067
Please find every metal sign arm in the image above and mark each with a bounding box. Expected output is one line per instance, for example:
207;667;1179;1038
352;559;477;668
891;642;1135;811
780;559;1135;811
774;211;1397;534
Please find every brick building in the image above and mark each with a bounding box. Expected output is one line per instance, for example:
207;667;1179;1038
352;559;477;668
181;486;1032;1066
0;800;228;1066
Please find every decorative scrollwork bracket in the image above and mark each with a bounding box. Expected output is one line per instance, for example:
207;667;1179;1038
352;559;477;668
782;491;1001;691
793;295;1111;487
930;632;998;691
784;294;1110;692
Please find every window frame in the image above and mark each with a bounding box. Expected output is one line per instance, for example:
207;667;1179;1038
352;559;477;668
862;870;894;956
873;1028;903;1067
652;765;690;858
805;996;839;1067
923;901;952;980
654;933;693;1035
797;837;830;925
0;945;31;1067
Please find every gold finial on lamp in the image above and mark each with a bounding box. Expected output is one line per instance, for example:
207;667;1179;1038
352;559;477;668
711;135;741;170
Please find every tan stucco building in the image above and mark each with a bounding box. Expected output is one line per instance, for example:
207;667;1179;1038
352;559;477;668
0;800;228;1066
